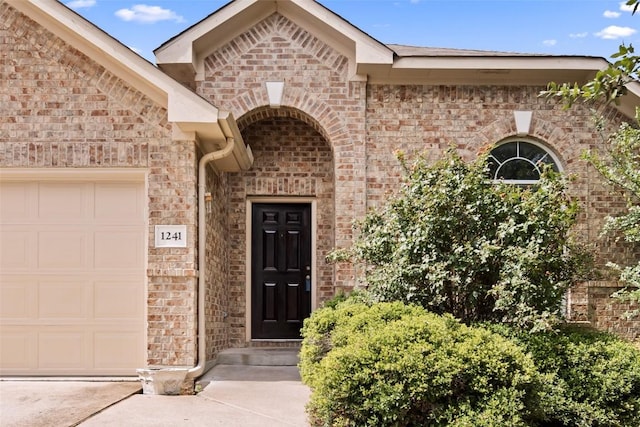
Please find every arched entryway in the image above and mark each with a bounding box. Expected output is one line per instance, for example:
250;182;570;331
227;107;335;344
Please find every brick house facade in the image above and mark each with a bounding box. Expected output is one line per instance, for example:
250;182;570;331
1;0;638;385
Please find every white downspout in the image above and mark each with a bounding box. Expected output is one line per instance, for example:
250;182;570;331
187;136;235;379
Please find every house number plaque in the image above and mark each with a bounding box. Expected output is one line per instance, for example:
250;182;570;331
154;225;187;248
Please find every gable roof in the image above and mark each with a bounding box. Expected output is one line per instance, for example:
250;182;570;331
154;0;394;82
5;0;252;171
156;0;639;119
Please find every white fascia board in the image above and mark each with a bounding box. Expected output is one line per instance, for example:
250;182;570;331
355;41;394;66
155;0;260;66
167;89;225;146
218;111;254;171
155;39;194;68
392;56;609;71
287;0;393;66
167;90;219;125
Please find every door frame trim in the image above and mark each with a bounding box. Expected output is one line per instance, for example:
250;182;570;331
245;197;317;342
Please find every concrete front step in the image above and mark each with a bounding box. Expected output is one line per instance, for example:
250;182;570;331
215;347;300;366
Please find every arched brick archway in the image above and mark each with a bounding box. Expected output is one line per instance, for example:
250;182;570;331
228;86;351;153
228;85;365;247
224;104;355;344
237;106;331;143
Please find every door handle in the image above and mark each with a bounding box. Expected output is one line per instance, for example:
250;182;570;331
305;275;311;292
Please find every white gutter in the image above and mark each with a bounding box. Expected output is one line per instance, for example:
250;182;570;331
187;136;235;379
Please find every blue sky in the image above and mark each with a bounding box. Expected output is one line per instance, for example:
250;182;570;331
65;0;640;63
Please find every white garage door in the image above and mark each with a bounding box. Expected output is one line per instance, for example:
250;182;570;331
0;173;146;376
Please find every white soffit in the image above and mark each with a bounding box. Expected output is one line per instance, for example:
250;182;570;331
381;56;608;85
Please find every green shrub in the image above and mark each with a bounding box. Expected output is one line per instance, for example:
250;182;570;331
329;149;591;331
300;301;538;426
490;324;640;426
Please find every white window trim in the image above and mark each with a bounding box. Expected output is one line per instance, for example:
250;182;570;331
489;138;563;184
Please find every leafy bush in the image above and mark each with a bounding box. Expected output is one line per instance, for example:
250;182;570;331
587;118;640;316
490;324;640;426
300;301;539;426
330;149;590;331
543;39;640;315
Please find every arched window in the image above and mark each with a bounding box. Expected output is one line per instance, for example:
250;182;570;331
488;140;561;184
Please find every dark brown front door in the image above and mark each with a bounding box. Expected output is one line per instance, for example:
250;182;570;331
251;203;312;339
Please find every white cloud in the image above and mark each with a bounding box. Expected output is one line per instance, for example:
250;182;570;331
620;1;636;13
115;4;185;24
569;32;589;38
595;25;637;39
604;10;621;18
66;0;96;8
543;39;557;46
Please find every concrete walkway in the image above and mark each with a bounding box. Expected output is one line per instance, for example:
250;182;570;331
1;365;310;427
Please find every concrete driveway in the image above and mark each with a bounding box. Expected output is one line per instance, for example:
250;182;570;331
0;366;311;427
0;380;141;427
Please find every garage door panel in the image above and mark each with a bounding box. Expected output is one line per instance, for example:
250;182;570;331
0;230;34;270
94;332;144;369
94;229;144;269
0;331;37;370
38;331;88;369
95;183;144;221
0;182;34;220
38;280;90;319
38;231;88;269
95;279;143;318
0;278;37;319
38;182;89;220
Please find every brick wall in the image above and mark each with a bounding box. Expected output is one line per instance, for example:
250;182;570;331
198;12;638;341
589;281;639;340
365;84;636;260
146;139;199;366
204;167;231;357
364;84;639;338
